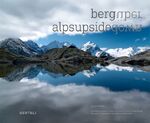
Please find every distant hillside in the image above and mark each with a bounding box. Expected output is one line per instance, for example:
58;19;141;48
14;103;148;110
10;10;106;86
110;49;150;66
126;49;150;65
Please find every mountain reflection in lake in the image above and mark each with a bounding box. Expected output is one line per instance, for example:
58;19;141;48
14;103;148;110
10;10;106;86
0;63;150;123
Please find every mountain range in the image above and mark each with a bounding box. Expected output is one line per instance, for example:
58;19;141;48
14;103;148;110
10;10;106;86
0;38;100;66
0;38;149;67
0;38;43;57
80;41;150;58
0;38;149;58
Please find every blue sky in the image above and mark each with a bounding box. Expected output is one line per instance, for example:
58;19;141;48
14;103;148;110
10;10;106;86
37;26;150;48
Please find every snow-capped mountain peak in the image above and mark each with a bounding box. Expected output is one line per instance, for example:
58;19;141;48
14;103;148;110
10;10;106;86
82;41;97;49
81;41;109;58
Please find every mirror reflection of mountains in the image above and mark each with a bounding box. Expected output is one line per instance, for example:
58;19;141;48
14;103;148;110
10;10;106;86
0;62;148;81
0;62;99;81
1;63;150;92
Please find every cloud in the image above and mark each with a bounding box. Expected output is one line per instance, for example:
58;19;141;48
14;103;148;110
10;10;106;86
135;37;149;42
0;0;150;41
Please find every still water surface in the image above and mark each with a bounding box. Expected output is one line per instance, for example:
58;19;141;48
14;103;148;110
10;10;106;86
0;64;150;123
